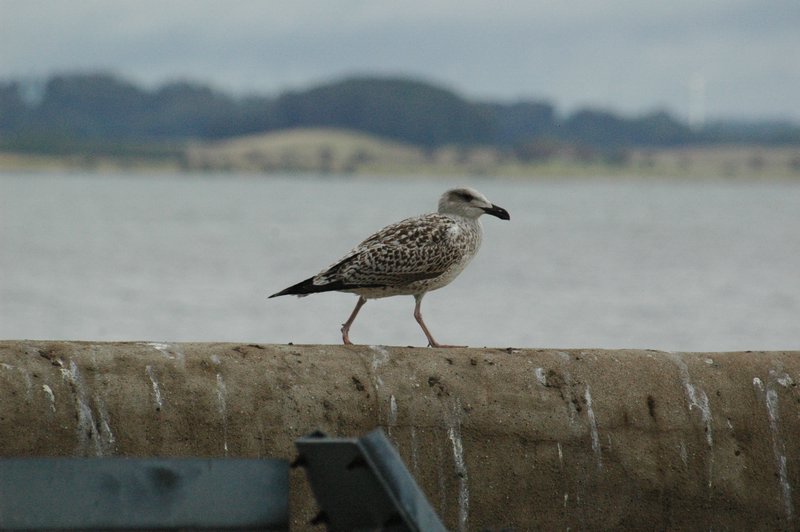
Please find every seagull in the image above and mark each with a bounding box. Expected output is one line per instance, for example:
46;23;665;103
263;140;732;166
269;187;510;347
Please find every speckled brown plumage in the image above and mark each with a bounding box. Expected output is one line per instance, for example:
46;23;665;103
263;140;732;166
270;187;510;346
313;213;482;298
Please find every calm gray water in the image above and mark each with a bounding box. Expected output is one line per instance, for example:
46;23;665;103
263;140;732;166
1;172;798;351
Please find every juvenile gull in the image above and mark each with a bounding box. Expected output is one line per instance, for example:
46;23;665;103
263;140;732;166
269;187;510;347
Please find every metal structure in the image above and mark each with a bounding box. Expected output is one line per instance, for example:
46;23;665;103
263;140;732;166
294;429;447;532
0;457;288;530
0;429;444;530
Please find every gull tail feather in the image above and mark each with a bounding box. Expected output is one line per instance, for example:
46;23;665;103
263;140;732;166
269;277;347;298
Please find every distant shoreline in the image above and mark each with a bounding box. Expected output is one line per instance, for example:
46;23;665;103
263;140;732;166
2;128;799;179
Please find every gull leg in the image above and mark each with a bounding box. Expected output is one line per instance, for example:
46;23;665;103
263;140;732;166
341;296;367;345
413;294;463;348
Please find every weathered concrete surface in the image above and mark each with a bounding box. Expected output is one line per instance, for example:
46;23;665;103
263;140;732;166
1;341;798;531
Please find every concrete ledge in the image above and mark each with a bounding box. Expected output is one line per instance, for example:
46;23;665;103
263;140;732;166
1;341;798;530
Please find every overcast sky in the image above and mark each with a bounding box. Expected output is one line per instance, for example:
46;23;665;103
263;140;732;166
2;0;799;122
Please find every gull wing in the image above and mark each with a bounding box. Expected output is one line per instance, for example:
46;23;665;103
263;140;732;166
314;214;463;288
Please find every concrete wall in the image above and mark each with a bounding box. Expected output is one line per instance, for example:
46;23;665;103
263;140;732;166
1;340;798;531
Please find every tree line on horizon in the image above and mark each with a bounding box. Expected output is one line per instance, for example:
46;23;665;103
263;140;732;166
1;72;798;155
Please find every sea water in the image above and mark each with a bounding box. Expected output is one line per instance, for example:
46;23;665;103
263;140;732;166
1;171;798;351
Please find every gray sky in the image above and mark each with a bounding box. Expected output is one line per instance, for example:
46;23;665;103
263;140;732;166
2;0;799;121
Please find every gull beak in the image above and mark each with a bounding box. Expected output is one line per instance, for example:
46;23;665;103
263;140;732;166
482;204;510;220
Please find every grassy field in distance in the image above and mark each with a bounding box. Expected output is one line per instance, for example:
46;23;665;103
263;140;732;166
2;127;799;179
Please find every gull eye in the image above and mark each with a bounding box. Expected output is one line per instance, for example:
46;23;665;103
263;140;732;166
456;191;474;202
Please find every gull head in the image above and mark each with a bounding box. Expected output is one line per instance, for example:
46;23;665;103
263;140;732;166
437;187;510;221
